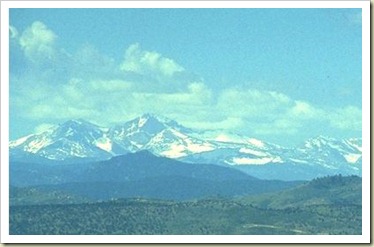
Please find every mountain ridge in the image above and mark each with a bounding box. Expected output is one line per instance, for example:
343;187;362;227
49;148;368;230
9;114;362;180
10;151;302;201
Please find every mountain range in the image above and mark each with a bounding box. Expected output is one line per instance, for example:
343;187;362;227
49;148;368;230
9;113;362;180
9;115;363;234
10;151;302;201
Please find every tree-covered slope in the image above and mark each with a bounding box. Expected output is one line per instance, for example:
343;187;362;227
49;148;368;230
10;175;361;235
10;196;361;235
238;175;361;209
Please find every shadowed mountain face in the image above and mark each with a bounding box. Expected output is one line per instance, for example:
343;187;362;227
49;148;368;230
10;151;301;202
9;114;362;181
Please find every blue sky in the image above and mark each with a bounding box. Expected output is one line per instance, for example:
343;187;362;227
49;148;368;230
9;8;362;146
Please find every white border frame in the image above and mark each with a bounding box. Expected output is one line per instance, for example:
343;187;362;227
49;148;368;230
1;1;370;243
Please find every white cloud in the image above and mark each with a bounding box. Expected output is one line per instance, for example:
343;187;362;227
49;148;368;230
289;101;322;119
253;119;300;136
120;43;185;77
19;21;57;61
34;123;55;134
212;88;361;137
18;75;361;139
29;104;55;117
10;21;361;141
328;106;361;130
9;25;18;39
183;117;245;131
216;88;292;119
64;78;132;95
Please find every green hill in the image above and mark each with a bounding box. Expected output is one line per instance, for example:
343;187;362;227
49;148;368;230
10;175;361;235
238;175;361;209
10;186;89;206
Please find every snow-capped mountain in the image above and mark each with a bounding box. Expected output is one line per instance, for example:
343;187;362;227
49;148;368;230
179;135;286;167
251;136;361;180
107;113;213;158
10;114;218;161
9;114;362;180
302;136;361;164
10;119;112;160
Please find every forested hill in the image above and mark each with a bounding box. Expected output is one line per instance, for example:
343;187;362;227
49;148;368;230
238;175;362;209
10;175;361;235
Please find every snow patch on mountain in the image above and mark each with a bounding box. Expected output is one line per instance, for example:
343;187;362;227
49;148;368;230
239;147;268;157
9;135;32;148
160;144;187;158
24;136;53;153
186;142;215;153
289;158;308;164
345;138;362;152
138;116;148;128
344;153;361;164
247;138;265;148
148;128;215;159
231;156;283;165
94;136;113;153
214;134;237;143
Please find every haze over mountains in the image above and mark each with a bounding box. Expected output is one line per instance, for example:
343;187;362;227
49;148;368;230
10;113;361;180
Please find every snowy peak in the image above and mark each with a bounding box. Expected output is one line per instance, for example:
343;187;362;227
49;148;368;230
107;114;171;152
301;136;362;165
136;113;191;133
54;119;104;139
109;113;175;137
304;135;334;149
134;114;172;134
303;136;361;151
10;119;111;160
114;116;202;157
343;138;362;153
60;118;94;127
9;115;362;179
145;128;216;159
303;136;362;153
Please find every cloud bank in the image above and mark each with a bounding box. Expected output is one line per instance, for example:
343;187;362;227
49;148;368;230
10;21;362;145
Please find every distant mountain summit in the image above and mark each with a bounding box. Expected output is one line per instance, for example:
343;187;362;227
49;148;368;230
9;114;362;180
300;136;362;167
107;113;206;157
10;119;111;160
